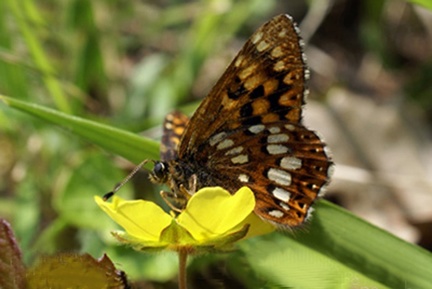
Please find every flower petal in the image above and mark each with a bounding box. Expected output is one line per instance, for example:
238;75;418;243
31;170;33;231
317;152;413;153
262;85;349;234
240;212;276;239
176;187;255;241
111;231;169;251
94;196;172;241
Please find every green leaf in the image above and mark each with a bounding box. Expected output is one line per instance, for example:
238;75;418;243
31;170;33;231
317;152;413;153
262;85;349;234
0;96;159;164
408;0;432;10
241;200;432;288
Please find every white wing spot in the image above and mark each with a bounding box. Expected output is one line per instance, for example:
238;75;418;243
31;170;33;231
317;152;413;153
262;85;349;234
165;122;173;129
268;126;281;134
217;139;234;150
305;207;315;221
328;164;335;177
304;66;310;80
252;31;263;44
165;114;174;121
280;202;290;211
271;46;284;58
304;88;310;101
269;210;284;218
273;60;285;72
268;134;289;143
299;38;306;49
256;40;270;52
244;75;261;90
284;124;295;131
235;55;244;67
318;185;327;197
278;29;287;38
238;174;250;183
248;124;265;134
267;145;289;155
324;145;333;158
272;187;291;202
294;25;301;36
280;156;302;170
231;154;249;164
225;146;243;156
239;64;258;80
268;168;292;186
209;132;227;146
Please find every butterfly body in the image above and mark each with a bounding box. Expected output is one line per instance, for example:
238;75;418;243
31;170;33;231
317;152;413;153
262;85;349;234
150;14;333;229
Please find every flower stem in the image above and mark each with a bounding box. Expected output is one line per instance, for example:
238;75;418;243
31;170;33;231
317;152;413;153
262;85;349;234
178;249;188;289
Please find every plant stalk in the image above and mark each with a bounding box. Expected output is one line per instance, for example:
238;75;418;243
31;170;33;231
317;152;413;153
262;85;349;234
178;249;188;289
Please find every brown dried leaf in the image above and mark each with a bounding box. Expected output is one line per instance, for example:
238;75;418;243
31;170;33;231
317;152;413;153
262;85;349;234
26;253;130;289
0;219;27;289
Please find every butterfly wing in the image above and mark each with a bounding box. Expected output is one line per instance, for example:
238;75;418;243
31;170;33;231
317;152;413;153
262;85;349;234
165;14;332;228
160;111;189;162
178;14;308;158
203;122;332;228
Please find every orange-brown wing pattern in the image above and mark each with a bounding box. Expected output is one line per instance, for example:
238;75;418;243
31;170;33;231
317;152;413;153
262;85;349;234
179;14;308;158
202;122;332;228
160;111;189;162
156;14;333;229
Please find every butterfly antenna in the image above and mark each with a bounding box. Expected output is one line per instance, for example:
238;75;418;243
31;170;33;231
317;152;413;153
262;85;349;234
103;159;150;201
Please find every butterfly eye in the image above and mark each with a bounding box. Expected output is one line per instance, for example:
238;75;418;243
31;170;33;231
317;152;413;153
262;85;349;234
152;161;168;181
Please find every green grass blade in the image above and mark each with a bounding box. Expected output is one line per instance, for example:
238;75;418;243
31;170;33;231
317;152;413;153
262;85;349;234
5;0;71;113
0;96;159;164
241;200;432;288
409;0;432;10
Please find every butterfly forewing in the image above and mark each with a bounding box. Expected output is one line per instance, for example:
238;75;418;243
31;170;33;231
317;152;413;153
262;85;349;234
156;14;333;229
178;14;308;157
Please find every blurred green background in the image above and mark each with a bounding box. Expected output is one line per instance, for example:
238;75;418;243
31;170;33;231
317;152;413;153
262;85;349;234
1;0;432;288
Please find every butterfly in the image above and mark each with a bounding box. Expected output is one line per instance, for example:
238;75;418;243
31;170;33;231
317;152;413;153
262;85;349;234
147;14;333;229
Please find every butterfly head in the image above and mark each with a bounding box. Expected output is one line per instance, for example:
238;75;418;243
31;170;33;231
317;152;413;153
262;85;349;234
150;161;169;183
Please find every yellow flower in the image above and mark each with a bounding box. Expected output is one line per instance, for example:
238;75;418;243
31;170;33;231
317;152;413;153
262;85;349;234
95;187;275;252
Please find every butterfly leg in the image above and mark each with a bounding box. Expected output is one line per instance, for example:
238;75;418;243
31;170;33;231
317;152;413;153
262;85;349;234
173;174;197;198
159;174;197;213
160;190;187;213
188;174;197;195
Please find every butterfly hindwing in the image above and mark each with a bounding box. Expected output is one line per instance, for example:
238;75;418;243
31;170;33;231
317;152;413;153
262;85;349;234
203;122;331;227
160;111;189;162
